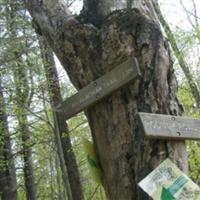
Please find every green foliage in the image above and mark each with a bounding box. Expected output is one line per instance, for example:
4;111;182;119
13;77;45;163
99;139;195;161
178;84;200;185
178;84;196;115
188;141;200;185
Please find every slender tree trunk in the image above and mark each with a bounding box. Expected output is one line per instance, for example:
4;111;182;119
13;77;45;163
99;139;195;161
13;63;37;200
6;2;37;198
25;0;188;199
152;0;200;108
55;155;64;200
39;38;83;200
20;113;37;200
0;76;18;200
49;152;55;200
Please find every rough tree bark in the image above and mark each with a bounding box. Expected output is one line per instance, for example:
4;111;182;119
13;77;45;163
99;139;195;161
25;0;188;199
0;76;18;200
39;38;83;200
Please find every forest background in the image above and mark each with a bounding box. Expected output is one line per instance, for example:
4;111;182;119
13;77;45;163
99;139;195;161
0;0;199;199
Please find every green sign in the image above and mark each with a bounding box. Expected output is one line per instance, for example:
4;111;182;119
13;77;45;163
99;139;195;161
161;175;188;200
82;138;103;185
161;187;175;200
139;159;200;200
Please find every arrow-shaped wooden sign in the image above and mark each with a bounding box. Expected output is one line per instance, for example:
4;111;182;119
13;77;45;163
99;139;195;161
58;58;141;119
138;112;200;140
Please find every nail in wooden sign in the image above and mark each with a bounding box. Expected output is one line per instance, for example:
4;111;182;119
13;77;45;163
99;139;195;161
58;58;141;119
138;112;200;140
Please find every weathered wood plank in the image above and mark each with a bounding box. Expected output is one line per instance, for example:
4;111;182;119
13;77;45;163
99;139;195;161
138;112;200;140
58;58;141;119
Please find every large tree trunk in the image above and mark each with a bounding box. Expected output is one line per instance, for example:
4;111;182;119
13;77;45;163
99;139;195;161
25;0;188;199
0;76;18;200
39;38;83;200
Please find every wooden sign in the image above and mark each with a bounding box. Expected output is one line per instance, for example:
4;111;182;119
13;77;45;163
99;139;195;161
138;112;200;140
58;58;141;119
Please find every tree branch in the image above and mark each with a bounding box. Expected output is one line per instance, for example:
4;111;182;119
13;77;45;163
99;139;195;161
132;0;159;22
153;0;200;107
25;0;98;90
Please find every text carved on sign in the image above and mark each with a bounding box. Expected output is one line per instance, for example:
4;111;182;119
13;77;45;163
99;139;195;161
58;58;141;119
138;112;200;140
